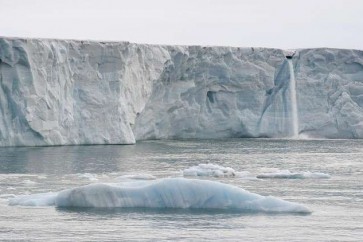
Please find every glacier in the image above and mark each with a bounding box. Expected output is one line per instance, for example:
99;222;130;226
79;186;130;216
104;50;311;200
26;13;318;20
8;178;310;213
1;37;363;146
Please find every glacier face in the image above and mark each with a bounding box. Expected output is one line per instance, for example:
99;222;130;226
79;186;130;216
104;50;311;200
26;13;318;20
134;46;285;139
295;49;363;138
0;37;363;146
0;38;169;146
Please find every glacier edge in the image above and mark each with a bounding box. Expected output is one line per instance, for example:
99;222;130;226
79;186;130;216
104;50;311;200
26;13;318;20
0;37;363;146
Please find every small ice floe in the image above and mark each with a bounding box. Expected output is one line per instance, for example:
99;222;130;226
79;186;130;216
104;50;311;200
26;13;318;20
9;178;310;214
116;174;156;181
37;175;47;179
183;163;243;178
257;170;330;179
78;173;99;181
22;179;38;186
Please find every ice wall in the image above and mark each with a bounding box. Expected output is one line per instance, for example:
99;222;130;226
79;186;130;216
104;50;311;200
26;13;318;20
294;48;363;138
135;46;285;139
0;37;363;146
0;38;169;146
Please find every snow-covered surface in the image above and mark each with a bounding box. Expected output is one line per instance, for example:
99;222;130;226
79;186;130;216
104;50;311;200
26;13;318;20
8;178;310;213
1;37;363;146
257;170;331;179
182;163;253;178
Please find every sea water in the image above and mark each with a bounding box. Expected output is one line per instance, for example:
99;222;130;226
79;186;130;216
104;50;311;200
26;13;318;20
0;139;362;241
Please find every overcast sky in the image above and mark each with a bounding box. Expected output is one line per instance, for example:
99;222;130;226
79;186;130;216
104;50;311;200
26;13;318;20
1;0;362;49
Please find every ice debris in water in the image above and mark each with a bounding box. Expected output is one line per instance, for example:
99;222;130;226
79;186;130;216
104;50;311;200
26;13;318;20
257;170;330;179
78;173;99;181
8;178;310;213
182;163;252;178
22;179;38;185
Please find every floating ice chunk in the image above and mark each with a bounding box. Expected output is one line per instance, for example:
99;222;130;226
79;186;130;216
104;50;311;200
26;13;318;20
257;170;330;179
22;179;38;185
9;178;310;213
9;192;57;206
183;163;254;179
235;171;259;180
183;163;238;177
78;173;99;181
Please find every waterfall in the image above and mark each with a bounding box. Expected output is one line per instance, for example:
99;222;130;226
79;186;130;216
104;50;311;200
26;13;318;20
257;56;299;138
287;59;299;138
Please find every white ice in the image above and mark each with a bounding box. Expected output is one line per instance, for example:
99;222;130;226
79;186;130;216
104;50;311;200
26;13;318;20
77;173;99;181
182;163;254;179
1;37;363;146
8;178;310;213
257;170;330;179
9;192;57;206
183;163;237;177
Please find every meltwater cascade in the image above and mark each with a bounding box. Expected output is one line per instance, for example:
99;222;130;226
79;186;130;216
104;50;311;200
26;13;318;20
287;58;299;138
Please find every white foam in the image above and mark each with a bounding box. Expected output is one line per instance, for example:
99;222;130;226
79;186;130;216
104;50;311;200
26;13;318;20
287;59;299;138
9;178;310;213
257;170;330;179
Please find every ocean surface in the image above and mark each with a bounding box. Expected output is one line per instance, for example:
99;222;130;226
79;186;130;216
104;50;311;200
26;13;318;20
0;139;362;241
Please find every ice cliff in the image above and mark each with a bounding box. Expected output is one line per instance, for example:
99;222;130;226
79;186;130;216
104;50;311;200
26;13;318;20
0;37;362;146
0;38;169;146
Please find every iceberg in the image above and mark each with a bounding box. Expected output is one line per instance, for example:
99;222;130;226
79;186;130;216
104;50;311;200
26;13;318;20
1;37;363;146
9;178;310;213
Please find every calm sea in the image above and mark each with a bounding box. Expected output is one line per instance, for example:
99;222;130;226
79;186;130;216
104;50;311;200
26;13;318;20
0;139;362;241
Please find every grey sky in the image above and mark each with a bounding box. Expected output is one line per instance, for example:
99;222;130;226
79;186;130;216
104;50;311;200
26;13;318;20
1;0;362;49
